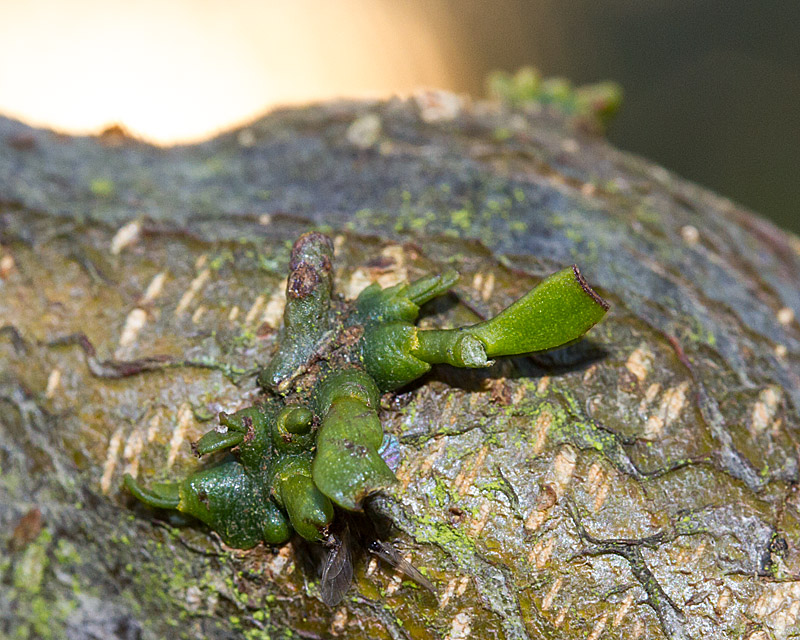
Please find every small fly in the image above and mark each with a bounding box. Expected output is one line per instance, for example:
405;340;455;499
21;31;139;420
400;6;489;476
318;521;437;605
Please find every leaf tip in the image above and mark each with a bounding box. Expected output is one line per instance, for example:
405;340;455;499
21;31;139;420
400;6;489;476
572;265;610;311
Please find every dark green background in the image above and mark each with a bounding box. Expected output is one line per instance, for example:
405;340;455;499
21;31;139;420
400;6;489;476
427;0;800;234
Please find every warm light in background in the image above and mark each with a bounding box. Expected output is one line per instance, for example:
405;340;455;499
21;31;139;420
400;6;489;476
3;0;799;233
0;0;455;144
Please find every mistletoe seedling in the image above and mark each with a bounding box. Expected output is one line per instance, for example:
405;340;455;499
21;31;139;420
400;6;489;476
124;231;608;602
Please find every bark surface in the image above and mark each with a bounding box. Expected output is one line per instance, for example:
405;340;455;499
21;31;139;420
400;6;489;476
1;96;799;640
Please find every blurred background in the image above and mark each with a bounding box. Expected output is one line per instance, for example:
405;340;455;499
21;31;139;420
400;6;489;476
1;0;798;232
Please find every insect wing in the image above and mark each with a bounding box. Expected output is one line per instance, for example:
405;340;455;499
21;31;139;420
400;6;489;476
320;527;354;606
367;540;437;595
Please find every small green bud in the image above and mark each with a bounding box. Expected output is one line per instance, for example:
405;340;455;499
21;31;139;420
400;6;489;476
272;405;314;453
575;81;623;128
192;429;244;457
217;405;274;468
314;368;381;415
356;270;458;324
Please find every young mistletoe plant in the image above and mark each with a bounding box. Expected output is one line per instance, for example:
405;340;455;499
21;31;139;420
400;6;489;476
124;232;608;584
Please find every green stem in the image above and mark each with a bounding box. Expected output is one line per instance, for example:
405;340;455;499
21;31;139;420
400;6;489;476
311;370;396;510
411;329;489;368
258;232;334;391
361;265;609;390
271;456;334;542
123;474;179;509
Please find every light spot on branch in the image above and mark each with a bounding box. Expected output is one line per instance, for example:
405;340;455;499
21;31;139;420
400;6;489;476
146;413;161;443
122;429;144;478
329;608;348;635
551;445;578;497
537;376;550;394
446;610;473;640
116;308;148;358
262;285;287;328
612;591;635;628
0;253;15;278
714;587;731;617
777;307;795;326
245;294;266;325
268;544;293;575
45;368;61;399
644;382;689;439
344;268;373;299
471;271;495;302
468;500;492;537
625;345;653;383
527;537;554;568
175;268;210;315
587;611;609;640
454;444;489;496
680;225;699;245
140;272;166;305
110;220;141;255
439;578;457;609
415;89;463;124
167;403;193;468
531;406;552;455
554;597;572;628
101;428;123;494
541;576;563;611
750;386;781;436
586;462;611;512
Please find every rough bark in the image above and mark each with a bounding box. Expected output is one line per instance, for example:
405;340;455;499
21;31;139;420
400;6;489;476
1;95;799;640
